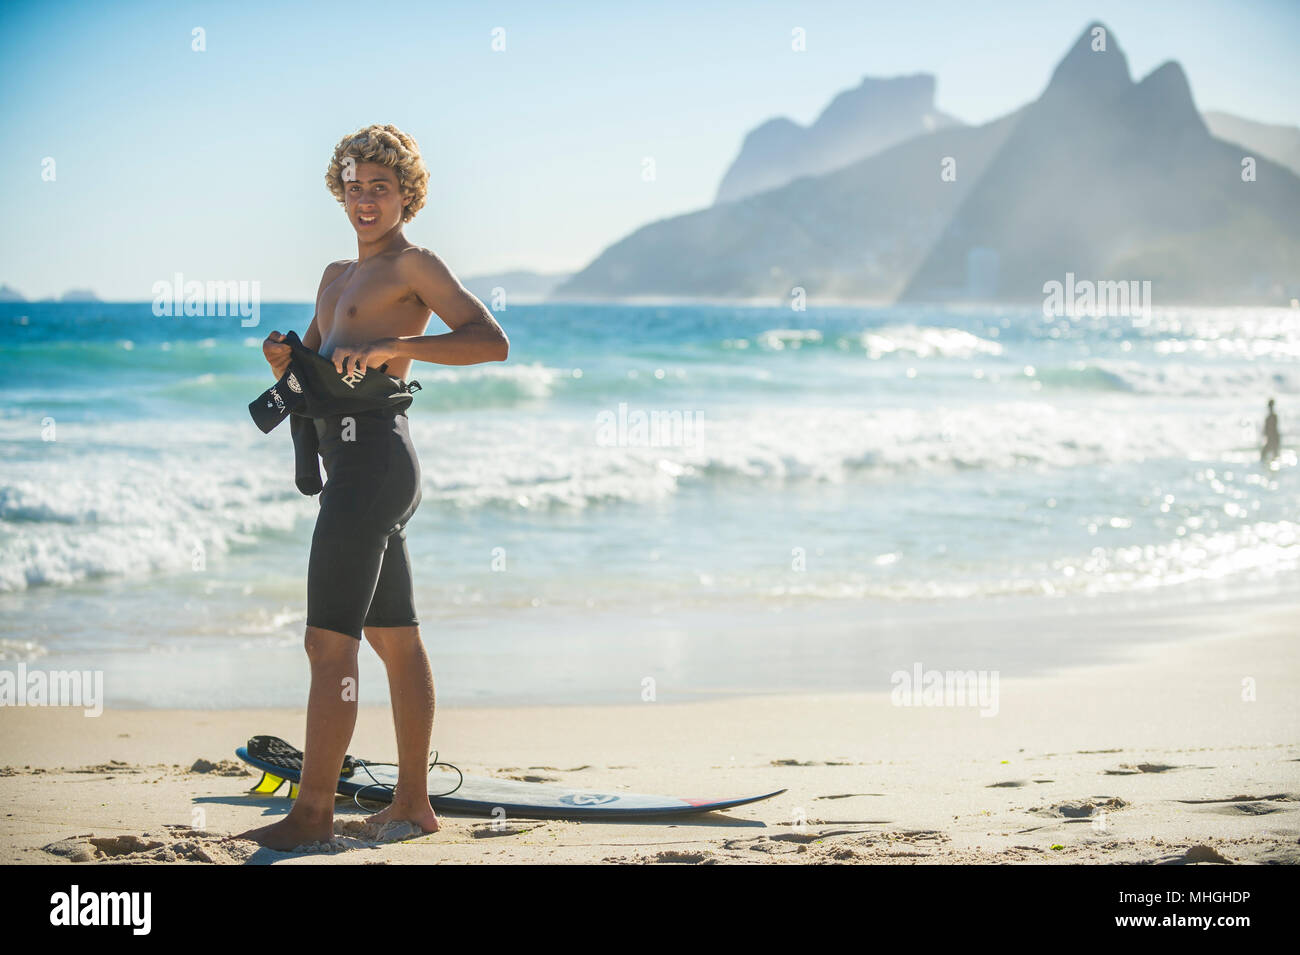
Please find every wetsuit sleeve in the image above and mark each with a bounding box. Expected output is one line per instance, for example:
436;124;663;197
291;415;323;496
249;366;307;433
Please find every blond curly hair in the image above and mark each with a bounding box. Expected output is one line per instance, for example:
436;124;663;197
325;124;429;222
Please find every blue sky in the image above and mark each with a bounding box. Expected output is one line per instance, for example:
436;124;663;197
3;0;1298;301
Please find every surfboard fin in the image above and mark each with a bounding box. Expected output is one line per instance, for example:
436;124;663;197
251;771;286;795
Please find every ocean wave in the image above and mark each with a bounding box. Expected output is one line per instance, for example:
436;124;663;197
1036;359;1299;396
0;422;309;591
406;401;1248;510
0;398;1277;591
409;362;562;408
0;638;49;661
851;324;1004;359
724;324;1003;359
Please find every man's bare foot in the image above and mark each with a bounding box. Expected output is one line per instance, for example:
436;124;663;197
364;800;440;834
229;809;335;851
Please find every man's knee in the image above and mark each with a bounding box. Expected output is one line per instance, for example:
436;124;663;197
304;625;361;662
363;624;421;659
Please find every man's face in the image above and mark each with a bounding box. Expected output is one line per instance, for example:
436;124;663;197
343;161;406;235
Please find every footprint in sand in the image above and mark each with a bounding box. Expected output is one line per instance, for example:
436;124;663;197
1175;793;1300;817
334;818;429;842
1157;844;1234;865
651;849;714;864
69;762;143;775
986;779;1054;788
526;765;591;772
43;829;261;864
1104;762;1187;775
1028;796;1129;819
188;758;252;777
814;793;886;800
472;822;548;839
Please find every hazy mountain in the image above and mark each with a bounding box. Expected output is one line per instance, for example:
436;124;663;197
556;22;1300;305
900;23;1300;304
59;289;101;302
715;74;961;204
554;108;1022;302
1204;111;1300;178
0;284;25;302
460;270;572;305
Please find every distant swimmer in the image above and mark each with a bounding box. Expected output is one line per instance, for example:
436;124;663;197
1261;398;1280;464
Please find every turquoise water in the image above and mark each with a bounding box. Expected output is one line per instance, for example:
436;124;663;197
1;302;1297;705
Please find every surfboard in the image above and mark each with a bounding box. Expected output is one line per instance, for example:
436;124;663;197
235;736;784;821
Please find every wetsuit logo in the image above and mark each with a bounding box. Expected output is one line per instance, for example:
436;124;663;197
340;368;366;389
286;373;302;394
267;387;285;412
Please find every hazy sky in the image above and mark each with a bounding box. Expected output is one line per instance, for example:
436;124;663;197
4;0;1298;301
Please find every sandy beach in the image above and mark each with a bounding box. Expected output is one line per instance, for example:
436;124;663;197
3;596;1296;865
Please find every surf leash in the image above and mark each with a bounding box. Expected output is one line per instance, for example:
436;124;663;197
348;750;464;812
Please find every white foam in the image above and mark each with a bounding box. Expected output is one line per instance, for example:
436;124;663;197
730;324;1003;359
412;361;562;400
404;399;1248;510
755;328;824;350
852;324;1003;359
0;638;48;661
1081;358;1299;396
0;420;310;592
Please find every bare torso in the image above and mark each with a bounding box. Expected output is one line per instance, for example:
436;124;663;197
314;247;432;381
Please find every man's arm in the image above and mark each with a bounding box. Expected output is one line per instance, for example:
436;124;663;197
263;261;347;377
389;248;509;366
304;261;350;352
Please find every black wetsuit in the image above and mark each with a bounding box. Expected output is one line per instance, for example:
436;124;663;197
250;331;423;639
308;408;422;638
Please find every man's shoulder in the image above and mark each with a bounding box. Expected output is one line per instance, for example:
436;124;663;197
316;259;353;288
394;245;441;266
394;245;456;282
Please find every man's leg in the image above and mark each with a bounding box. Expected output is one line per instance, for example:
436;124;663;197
363;624;439;832
235;626;360;849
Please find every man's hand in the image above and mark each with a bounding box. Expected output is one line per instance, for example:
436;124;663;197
329;338;401;377
263;330;292;379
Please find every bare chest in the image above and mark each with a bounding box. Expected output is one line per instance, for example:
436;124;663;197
317;261;431;358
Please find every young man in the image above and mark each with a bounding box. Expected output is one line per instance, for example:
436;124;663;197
238;124;508;850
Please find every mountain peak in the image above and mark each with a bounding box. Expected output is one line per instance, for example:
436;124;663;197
715;73;958;203
1040;21;1131;105
818;74;938;128
1125;60;1207;139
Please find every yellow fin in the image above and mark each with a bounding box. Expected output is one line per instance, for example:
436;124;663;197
251;772;285;795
